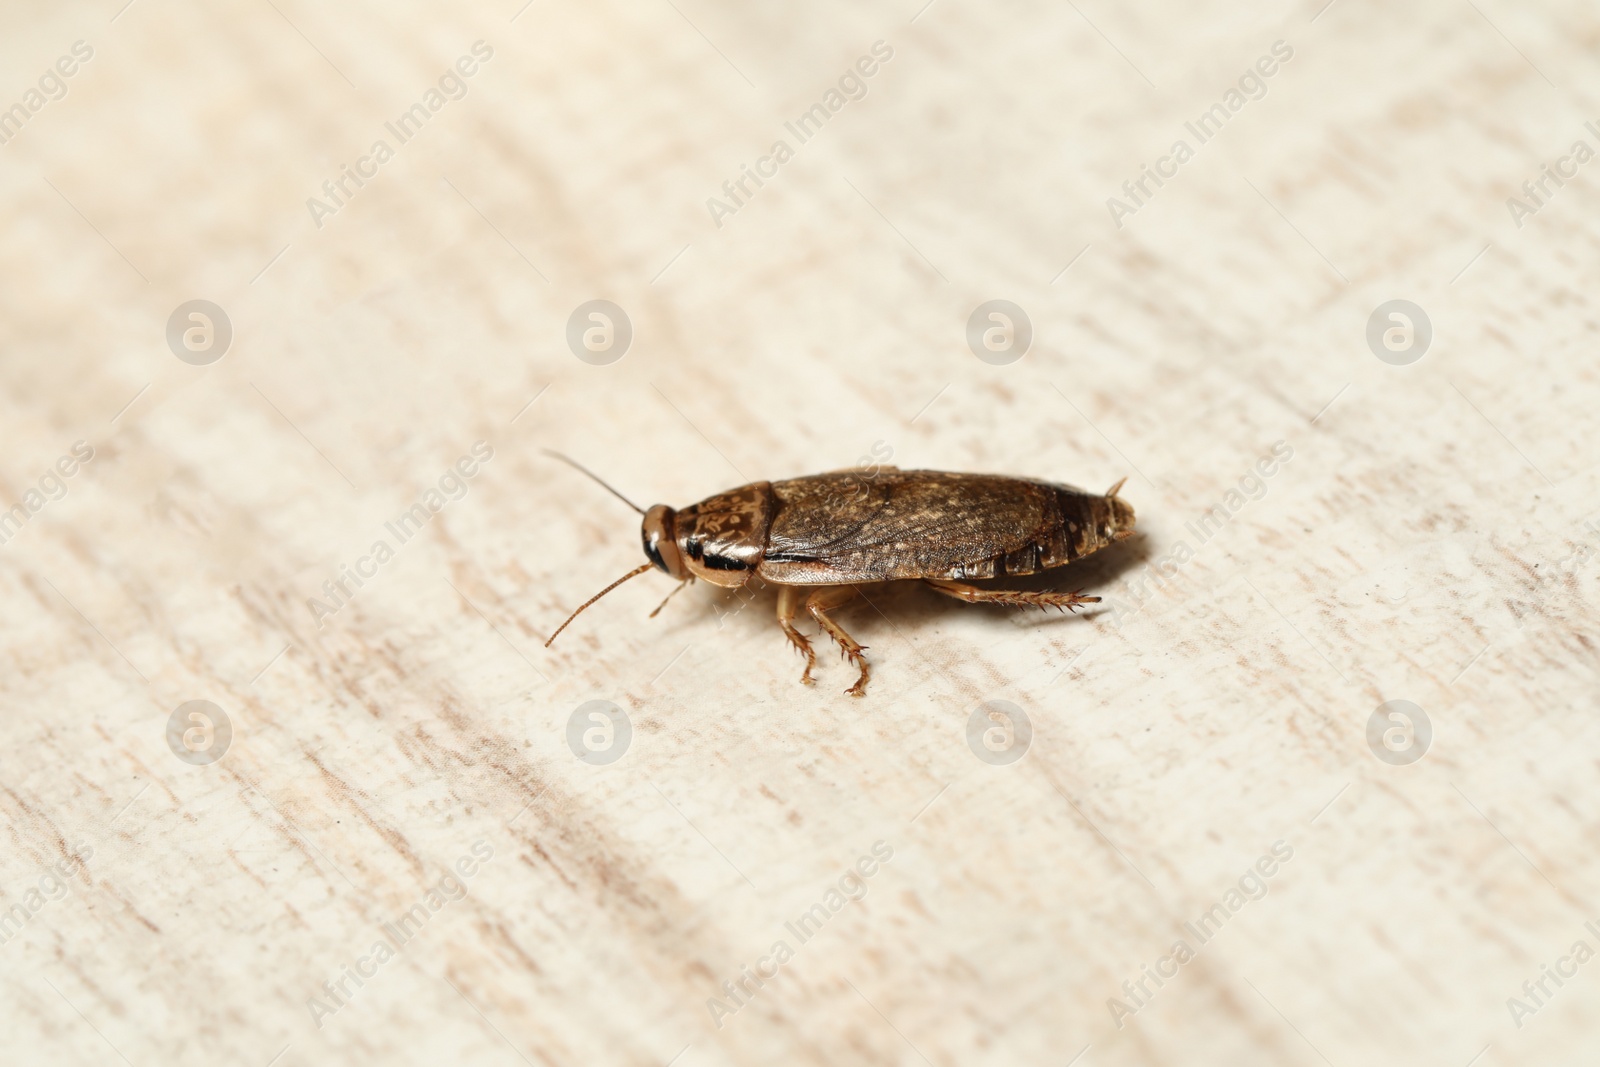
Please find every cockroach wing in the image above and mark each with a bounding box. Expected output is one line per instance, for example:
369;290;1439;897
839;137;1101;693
757;470;1085;584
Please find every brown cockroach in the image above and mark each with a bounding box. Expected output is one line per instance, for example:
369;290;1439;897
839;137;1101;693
542;452;1135;696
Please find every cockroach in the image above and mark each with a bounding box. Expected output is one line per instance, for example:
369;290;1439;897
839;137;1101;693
542;452;1135;696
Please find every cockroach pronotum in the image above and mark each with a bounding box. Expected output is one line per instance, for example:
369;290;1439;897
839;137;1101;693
542;452;1136;696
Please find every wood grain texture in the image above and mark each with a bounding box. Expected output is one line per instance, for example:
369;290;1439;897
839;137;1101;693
1;1;1597;1064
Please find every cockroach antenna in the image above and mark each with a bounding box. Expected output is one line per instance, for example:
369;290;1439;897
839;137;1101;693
544;563;654;647
541;449;646;515
540;451;656;646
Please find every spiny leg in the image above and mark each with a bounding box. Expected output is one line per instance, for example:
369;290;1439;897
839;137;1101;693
923;577;1101;613
776;585;816;685
806;585;871;697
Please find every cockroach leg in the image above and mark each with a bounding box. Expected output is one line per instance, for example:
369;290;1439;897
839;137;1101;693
805;586;870;697
922;577;1101;613
776;585;816;685
649;578;693;618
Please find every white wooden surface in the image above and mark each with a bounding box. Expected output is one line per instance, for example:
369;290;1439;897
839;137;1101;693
2;0;1598;1064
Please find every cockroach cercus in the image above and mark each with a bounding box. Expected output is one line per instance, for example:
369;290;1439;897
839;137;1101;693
542;452;1136;696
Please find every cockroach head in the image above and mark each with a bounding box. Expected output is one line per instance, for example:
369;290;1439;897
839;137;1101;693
642;504;688;580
